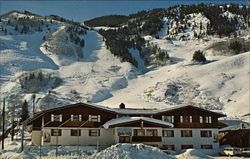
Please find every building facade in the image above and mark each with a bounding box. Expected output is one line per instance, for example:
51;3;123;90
27;103;225;152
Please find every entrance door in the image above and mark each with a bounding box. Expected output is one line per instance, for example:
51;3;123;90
119;136;130;143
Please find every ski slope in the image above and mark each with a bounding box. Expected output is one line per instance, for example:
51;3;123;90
53;30;137;103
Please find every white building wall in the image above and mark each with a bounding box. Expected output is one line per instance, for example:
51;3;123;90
161;128;219;152
35;127;219;151
42;127;115;146
32;130;42;146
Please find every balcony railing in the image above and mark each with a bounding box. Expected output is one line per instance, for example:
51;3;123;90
175;122;217;128
132;136;162;142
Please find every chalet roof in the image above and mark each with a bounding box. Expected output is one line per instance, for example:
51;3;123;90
38;102;226;116
103;117;174;129
218;119;249;126
89;103;226;117
24;102;226;125
153;104;226;117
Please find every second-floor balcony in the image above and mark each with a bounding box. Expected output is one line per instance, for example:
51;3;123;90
132;136;162;142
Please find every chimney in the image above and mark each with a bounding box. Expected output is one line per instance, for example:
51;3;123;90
119;103;125;109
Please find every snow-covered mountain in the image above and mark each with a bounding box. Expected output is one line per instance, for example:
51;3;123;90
0;4;249;126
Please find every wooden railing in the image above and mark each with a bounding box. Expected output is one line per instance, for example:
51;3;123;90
175;122;218;128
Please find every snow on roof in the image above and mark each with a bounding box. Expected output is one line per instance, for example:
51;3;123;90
103;116;174;129
219;123;250;132
85;103;225;116
88;103;187;115
210;110;226;116
219;119;248;126
154;104;188;113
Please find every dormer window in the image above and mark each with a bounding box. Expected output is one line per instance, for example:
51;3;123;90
89;115;101;122
162;116;174;123
51;114;62;122
71;115;82;121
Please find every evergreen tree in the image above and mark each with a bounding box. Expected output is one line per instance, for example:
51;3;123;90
75;36;80;44
192;50;206;62
14;25;19;31
38;72;43;81
20;100;29;122
80;39;85;47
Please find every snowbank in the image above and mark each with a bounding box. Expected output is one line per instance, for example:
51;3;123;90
92;143;175;159
176;149;211;159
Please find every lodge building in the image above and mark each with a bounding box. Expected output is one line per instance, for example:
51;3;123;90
27;103;226;152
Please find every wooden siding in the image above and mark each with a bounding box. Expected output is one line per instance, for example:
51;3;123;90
31;103;224;129
153;106;222;128
33;103;117;129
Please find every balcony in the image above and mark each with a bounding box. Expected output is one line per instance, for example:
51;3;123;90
175;122;217;128
132;136;162;142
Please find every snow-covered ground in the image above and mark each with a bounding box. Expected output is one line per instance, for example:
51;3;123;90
99;36;249;116
53;30;138;103
0;134;246;159
0;11;249;121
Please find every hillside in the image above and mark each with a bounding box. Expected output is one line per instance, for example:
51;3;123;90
0;4;249;130
0;11;138;120
84;4;249;67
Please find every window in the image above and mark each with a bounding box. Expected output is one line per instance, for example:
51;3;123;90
51;129;62;136
163;130;174;137
200;130;212;137
204;116;212;123
180;116;183;123
51;114;62;122
162;116;174;123
134;129;145;136
162;145;175;150
181;145;193;149
201;145;213;149
119;136;130;143
200;116;203;123
146;129;158;136
181;130;192;137
71;115;82;121
89;115;100;122
184;116;192;123
209;116;212;123
205;116;209;123
71;129;81;136
180;116;192;123
89;129;100;136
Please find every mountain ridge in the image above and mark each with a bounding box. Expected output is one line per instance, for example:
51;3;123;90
0;4;249;129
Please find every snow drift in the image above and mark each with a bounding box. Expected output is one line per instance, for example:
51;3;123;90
92;143;175;159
